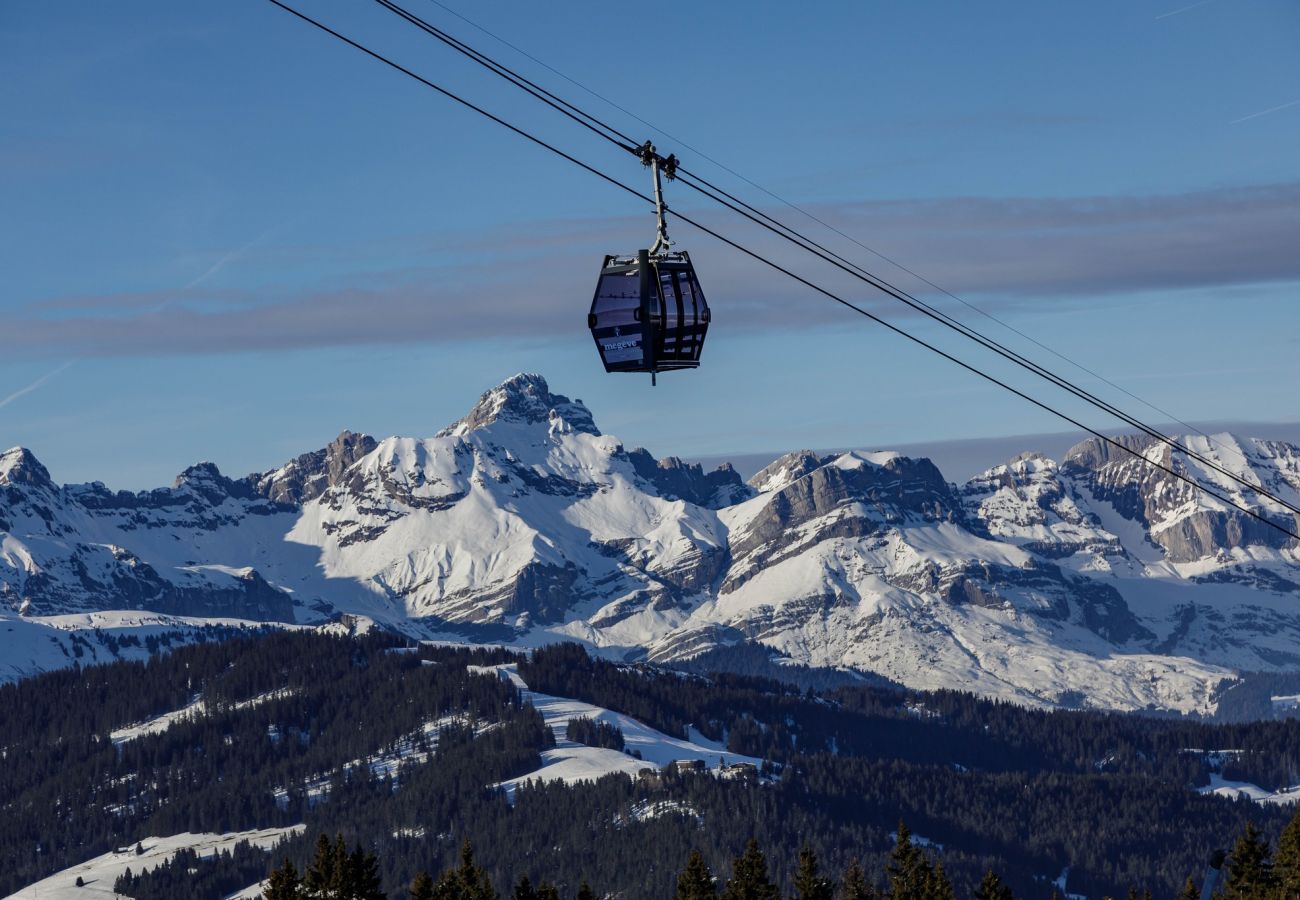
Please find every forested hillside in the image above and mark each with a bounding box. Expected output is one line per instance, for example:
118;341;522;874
3;632;1298;898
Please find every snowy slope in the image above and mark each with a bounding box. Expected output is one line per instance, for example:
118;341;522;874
1198;774;1300;806
3;827;303;900
4;374;1300;714
0;610;281;683
110;687;297;746
475;664;760;797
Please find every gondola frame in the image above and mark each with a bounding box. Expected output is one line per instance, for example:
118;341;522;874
587;248;710;377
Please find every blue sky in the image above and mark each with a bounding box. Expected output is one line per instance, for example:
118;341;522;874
3;0;1299;489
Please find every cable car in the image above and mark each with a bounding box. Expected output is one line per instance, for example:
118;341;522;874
587;144;710;385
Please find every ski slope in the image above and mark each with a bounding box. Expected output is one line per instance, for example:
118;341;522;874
3;826;303;900
471;664;761;798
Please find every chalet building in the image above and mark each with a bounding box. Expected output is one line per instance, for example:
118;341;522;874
719;762;758;783
669;758;706;774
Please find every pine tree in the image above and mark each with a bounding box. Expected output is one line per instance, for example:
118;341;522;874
973;869;1012;900
886;821;934;900
1221;821;1274;900
1177;878;1198;900
837;859;877;900
514;876;537;900
330;835;351;898
533;884;559;900
1275;806;1300;900
304;833;341;898
722;839;780;900
346;843;385;900
265;858;303;900
926;862;955;900
411;872;436;900
677;849;718;900
576;882;597;900
793;845;834;900
436;841;498;900
433;870;464;900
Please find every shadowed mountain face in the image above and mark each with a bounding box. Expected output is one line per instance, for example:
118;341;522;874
3;373;1300;713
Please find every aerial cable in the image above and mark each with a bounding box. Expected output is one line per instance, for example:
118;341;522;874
662;211;1300;544
668;170;1300;520
371;0;639;151
262;0;1300;544
373;0;1299;519
263;0;640;202
416;0;1249;470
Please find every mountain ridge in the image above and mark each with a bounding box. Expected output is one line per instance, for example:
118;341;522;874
3;372;1299;714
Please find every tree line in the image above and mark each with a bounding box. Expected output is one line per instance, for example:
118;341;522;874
4;633;1298;898
168;808;1300;900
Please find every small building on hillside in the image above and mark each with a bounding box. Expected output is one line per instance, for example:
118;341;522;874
637;767;664;789
719;761;758;783
670;758;706;775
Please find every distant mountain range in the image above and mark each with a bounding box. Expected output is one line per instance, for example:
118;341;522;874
4;372;1300;713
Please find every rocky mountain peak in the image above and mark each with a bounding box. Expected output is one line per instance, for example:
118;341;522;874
173;462;249;505
625;449;753;508
0;447;53;489
436;373;599;439
1007;450;1057;470
257;430;378;506
1061;434;1163;472
747;450;830;493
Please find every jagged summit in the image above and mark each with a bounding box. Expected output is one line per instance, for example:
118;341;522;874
747;449;829;493
625;448;752;508
0;447;52;488
174;461;226;490
437;373;599;439
257;430;378;506
174;461;268;505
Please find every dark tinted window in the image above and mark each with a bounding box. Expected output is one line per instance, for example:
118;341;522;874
592;272;642;328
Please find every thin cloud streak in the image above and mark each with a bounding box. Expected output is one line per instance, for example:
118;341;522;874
155;225;290;314
1230;99;1300;125
0;361;76;411
1154;0;1214;20
182;226;285;291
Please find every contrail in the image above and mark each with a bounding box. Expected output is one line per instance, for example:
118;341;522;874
0;361;76;411
155;224;288;312
182;233;266;290
1155;0;1214;19
1230;98;1300;124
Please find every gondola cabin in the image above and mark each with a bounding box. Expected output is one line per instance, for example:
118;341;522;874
587;248;710;382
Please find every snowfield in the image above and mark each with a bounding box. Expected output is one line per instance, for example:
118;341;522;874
3;826;303;899
1197;774;1300;806
471;664;761;798
0;611;282;686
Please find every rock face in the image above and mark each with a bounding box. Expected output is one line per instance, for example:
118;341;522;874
257;431;379;506
4;374;1300;713
1060;434;1300;562
625;450;752;509
0;444;297;621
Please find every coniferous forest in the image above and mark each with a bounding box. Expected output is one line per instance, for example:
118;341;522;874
3;630;1300;898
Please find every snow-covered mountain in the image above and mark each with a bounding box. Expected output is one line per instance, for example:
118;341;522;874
4;373;1299;713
